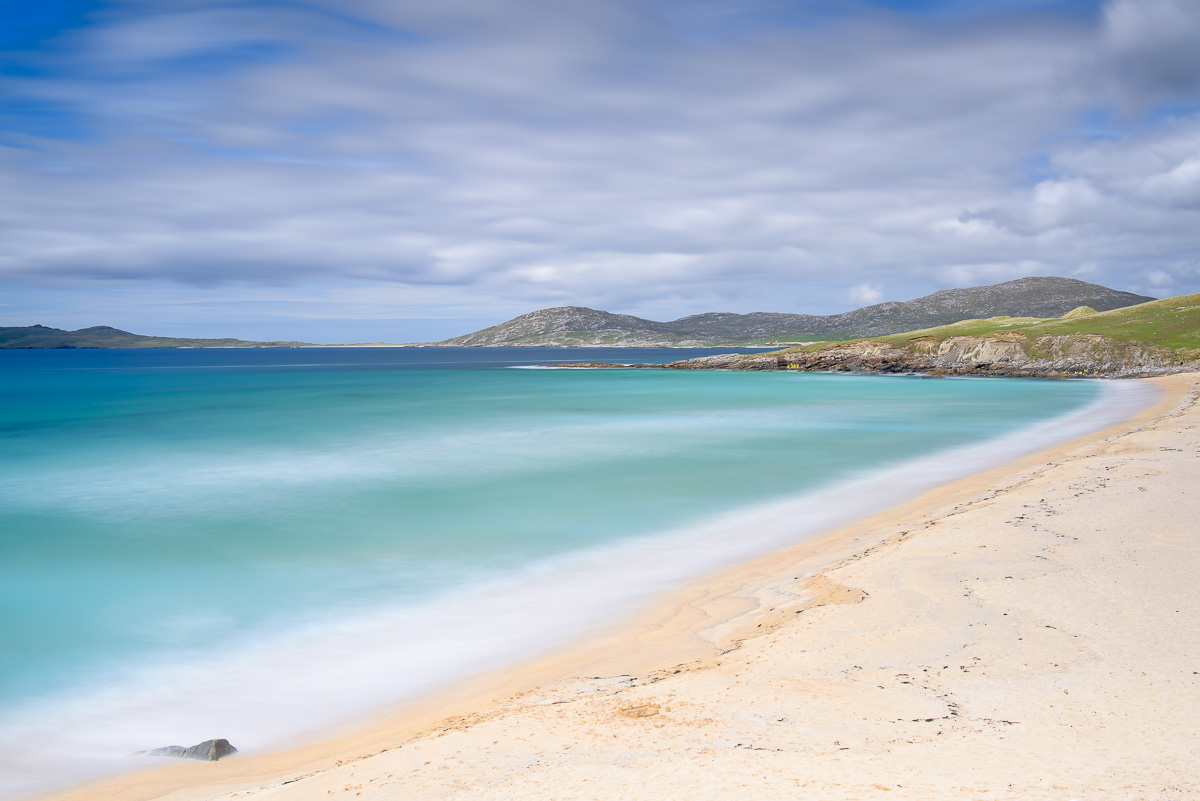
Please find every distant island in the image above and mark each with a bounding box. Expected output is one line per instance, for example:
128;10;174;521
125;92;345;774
0;325;317;350
0;277;1156;349
0;325;418;350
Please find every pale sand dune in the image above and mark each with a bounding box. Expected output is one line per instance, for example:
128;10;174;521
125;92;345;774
40;375;1200;801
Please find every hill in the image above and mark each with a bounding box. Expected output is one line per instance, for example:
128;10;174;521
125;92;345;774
437;277;1155;347
661;293;1200;378
0;324;311;349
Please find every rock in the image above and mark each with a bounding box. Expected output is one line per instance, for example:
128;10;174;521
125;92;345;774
139;745;187;758
183;739;238;761
138;738;238;761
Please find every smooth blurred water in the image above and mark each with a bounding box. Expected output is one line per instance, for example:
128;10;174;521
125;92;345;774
0;347;1126;797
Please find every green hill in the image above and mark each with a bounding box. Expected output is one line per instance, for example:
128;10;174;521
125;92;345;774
855;292;1200;354
663;293;1200;378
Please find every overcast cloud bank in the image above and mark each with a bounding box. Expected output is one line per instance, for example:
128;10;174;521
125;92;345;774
2;0;1198;341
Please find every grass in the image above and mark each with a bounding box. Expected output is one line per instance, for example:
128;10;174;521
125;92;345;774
775;292;1200;358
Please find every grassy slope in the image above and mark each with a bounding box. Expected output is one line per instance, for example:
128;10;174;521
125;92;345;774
785;292;1200;358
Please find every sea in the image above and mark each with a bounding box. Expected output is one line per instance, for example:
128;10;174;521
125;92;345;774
0;347;1157;798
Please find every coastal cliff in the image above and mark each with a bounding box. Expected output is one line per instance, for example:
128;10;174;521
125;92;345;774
597;292;1200;378
662;332;1199;378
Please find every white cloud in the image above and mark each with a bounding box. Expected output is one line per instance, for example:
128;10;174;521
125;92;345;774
1136;157;1200;209
1147;269;1173;287
847;283;884;305
1029;178;1106;229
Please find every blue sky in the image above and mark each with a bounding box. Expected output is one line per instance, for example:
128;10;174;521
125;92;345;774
2;0;1199;342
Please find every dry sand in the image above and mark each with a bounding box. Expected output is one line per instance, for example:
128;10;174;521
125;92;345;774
40;374;1200;801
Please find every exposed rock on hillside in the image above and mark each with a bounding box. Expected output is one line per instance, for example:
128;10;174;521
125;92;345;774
439;307;686;347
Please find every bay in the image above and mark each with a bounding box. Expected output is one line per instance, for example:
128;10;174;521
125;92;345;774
0;347;1124;797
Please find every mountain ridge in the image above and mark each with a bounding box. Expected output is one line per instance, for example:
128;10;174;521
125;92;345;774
437;277;1156;347
1;277;1159;349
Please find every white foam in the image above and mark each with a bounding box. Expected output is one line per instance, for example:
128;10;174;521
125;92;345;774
0;379;1159;799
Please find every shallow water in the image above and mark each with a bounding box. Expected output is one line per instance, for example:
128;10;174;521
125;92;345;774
0;347;1140;798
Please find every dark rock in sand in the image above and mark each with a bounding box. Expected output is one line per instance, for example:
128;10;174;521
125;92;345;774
138;738;238;761
140;745;187;758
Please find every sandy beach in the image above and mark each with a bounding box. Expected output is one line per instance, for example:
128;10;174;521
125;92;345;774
37;373;1200;801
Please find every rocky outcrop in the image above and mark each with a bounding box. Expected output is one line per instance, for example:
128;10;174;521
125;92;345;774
660;334;1200;378
137;738;238;761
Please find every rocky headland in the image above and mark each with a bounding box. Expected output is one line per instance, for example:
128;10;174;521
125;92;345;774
555;293;1200;378
658;333;1199;378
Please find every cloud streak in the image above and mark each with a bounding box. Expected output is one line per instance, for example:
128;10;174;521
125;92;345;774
1;0;1198;339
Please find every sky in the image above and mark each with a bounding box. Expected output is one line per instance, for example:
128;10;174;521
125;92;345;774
2;0;1199;343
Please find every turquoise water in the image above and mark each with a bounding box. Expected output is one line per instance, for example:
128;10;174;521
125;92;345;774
0;348;1133;797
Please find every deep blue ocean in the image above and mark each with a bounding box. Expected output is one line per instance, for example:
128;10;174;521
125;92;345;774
0;347;1149;797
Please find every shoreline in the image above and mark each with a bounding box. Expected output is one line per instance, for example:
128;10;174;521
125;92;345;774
32;373;1199;801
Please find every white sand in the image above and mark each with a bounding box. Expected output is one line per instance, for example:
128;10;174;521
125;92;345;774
38;374;1200;801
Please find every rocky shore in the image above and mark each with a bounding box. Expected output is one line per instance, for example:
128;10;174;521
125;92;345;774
557;333;1200;378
